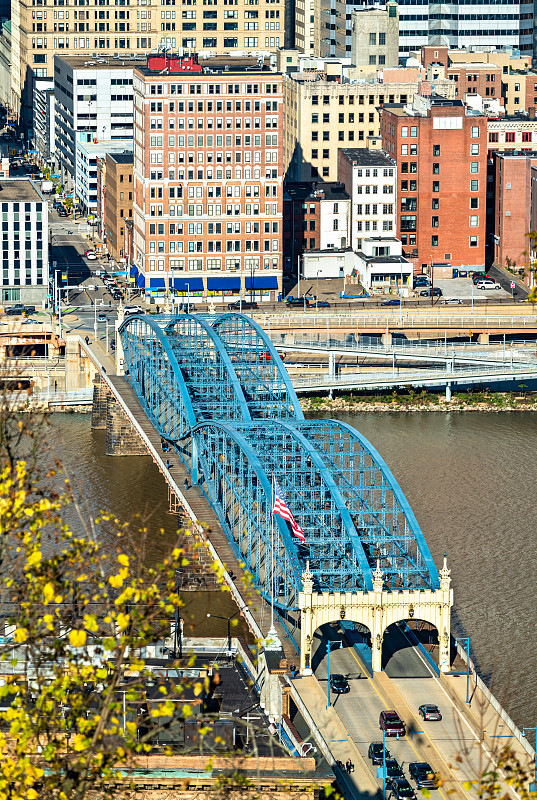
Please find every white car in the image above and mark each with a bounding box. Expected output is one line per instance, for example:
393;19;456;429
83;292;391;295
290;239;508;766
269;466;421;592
476;280;501;290
124;305;145;315
85;251;97;261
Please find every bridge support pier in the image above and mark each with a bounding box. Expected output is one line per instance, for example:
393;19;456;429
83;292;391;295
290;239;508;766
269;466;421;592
91;377;110;430
328;351;335;379
105;394;149;456
445;382;452;402
381;332;393;348
478;332;490;345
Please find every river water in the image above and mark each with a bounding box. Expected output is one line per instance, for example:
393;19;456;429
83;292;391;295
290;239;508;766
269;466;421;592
45;411;537;730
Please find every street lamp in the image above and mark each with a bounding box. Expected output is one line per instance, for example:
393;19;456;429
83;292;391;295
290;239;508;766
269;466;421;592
455;637;471;703
207;608;245;654
326;639;343;708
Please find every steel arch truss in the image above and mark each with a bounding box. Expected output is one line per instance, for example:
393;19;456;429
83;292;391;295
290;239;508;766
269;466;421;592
297;419;440;590
119;313;440;614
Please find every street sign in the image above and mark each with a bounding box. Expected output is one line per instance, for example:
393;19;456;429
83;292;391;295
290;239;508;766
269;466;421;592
510;281;516;288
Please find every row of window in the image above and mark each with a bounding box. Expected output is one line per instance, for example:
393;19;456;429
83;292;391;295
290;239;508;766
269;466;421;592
311;94;407;106
355;204;394;216
144;257;279;273
150;202;280;217
147;99;278;112
355;220;394;232
489;131;533;142
148;239;279;253
312;113;375;124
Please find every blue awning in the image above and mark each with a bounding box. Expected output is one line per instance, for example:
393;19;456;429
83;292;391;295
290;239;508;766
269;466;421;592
245;276;279;290
136;272;146;289
129;264;139;277
150;278;166;289
173;277;204;292
207;277;241;291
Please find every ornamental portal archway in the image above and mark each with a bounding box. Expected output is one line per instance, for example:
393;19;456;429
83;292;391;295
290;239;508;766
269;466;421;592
299;558;453;675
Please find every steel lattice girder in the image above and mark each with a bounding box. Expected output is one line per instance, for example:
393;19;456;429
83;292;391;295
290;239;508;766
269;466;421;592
118;313;440;601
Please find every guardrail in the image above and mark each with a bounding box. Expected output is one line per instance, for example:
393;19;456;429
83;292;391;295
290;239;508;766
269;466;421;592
33;389;93;404
260;313;537;330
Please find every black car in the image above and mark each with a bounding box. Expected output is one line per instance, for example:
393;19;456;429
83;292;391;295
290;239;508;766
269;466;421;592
227;300;259;311
368;742;391;765
385;759;405;786
311;300;331;308
388;778;416;800
409;762;438;789
419;287;442;298
329;674;350;694
382;299;401;306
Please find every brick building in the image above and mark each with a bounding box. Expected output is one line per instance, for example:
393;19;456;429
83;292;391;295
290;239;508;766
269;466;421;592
446;63;503;104
283;181;350;271
132;54;283;303
487;114;537;157
103;152;133;263
380;96;487;271
492;151;537;276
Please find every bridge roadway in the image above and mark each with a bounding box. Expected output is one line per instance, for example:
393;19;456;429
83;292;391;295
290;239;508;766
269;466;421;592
80;333;534;800
291;627;529;800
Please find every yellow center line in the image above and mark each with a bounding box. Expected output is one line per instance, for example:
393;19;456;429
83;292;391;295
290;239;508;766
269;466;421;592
345;646;473;800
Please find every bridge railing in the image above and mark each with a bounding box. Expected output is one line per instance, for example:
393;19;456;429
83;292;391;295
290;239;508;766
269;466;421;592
259;313;537;330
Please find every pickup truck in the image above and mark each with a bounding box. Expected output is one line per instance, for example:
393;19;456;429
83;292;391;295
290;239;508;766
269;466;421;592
5;304;36;316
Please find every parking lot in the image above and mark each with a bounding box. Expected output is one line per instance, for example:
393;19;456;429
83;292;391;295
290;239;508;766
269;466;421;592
429;277;513;302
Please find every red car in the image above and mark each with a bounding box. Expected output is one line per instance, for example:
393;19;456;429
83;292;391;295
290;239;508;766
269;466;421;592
379;710;406;737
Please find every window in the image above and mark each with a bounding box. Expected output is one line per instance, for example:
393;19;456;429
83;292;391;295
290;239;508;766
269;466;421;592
410;126;417;137
401;144;408;155
433;144;440;156
432;198;439;210
432;181;439;192
469;236;478;247
469;216;479;227
522;131;532;142
432;216;439;227
379;32;385;45
471;162;479;173
471;143;479;155
471;126;480;138
432;163;439;174
369;32;376;44
401;126;408;137
470;198;479;209
431;235;438;246
471;180;479;191
489;132;499;143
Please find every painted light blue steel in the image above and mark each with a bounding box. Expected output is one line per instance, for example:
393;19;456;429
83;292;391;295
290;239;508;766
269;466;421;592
213;313;304;420
118;312;440;610
164;314;253;423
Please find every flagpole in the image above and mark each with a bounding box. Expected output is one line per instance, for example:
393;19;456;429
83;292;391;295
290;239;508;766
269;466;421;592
270;475;275;630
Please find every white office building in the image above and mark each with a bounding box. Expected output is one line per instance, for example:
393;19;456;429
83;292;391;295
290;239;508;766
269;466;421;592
32;77;55;161
54;54;144;187
75;138;132;215
337;146;397;250
0;180;48;306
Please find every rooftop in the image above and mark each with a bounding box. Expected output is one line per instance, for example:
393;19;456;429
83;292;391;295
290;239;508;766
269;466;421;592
0;179;43;202
55;54;147;71
285;181;350;202
107;152;134;166
137;54;273;78
340;147;395;167
76;139;133;157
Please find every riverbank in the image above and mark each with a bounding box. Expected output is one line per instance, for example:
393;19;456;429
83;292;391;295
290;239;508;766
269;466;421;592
301;390;537;413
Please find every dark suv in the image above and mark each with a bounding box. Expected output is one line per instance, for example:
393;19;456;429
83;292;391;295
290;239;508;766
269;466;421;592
379;710;406;737
409;762;438;789
419;287;442;298
227;300;259;311
286;297;310;308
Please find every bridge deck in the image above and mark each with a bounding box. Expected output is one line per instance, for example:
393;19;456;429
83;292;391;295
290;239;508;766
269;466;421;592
105;374;296;660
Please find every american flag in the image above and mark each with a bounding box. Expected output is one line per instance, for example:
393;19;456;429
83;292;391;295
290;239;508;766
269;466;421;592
272;479;305;543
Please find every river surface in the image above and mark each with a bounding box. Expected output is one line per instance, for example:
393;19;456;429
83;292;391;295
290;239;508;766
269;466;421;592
45;411;537;730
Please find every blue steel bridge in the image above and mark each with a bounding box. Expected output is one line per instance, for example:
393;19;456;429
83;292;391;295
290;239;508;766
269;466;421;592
118;312;439;639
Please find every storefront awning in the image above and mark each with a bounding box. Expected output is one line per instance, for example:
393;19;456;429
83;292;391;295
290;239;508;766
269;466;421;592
207;277;241;291
173;278;203;292
136;273;146;289
150;278;166;289
129;265;139;277
245;276;278;290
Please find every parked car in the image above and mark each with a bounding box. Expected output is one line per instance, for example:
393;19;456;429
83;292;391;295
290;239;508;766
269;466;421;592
124;305;144;315
441;298;463;305
97;313;107;322
472;272;489;284
419;287;443;298
413;277;430;289
227;300;259;311
311;300;331;308
409;762;438;789
286;297;310;308
418;704;442;721
57;208;67;217
379;710;406;737
368;742;391;765
388;778;416;800
476;280;501;290
382;299;401;306
329;674;350;694
85;251;97;261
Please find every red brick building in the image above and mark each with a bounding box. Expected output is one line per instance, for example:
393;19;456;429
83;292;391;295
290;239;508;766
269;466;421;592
132;53;283;304
380;96;487;271
493;151;537;276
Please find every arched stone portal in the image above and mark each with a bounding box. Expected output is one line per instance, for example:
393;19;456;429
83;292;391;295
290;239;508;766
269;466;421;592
299;558;453;675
